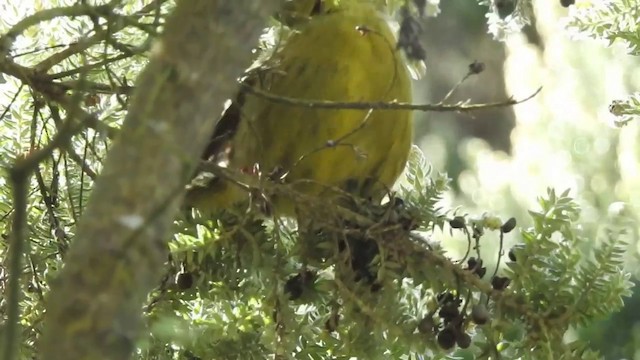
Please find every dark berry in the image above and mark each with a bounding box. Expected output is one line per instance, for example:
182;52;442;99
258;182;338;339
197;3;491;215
176;272;194;290
508;244;525;262
501;217;517;233
417;316;436;334
491;276;511;290
469;60;485;75
284;276;304;300
456;332;472;349
325;313;340;333
467;257;481;270
391;197;405;207
449;216;466;229
284;270;316;300
495;0;508;8
467;257;487;278
471;304;490;325
560;0;575;7
437;292;454;305
439;303;460;322
437;327;456;350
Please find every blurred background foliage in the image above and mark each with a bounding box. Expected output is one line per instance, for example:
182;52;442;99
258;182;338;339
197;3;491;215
1;0;639;358
417;0;640;358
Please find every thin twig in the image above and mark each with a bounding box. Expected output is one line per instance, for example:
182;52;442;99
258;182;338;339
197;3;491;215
65;147;97;180
102;63;131;107
440;71;473;104
33;0;167;72
47;102;103;181
35;166;66;254
47;52;135;79
61;155;79;224
290;109;374;172
459;225;473;264
491;230;506;280
0;84;25;123
0;56;120;138
11;43;73;59
58;79;134;97
241;83;543;113
12;101;96;175
28;255;45;302
0;4;113;56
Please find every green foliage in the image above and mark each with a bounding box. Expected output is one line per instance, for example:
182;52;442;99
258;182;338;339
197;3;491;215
503;189;632;355
478;0;534;39
0;0;168;357
0;0;636;359
142;153;633;359
565;0;640;128
148;150;453;359
565;0;640;52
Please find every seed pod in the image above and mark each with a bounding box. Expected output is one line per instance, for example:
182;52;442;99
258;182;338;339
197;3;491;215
508;244;525;262
468;60;485;75
467;257;480;270
491;276;511;290
471;304;490;325
501;217;517;233
437;327;456;350
176;272;194;290
285;270;317;300
417;316;436;334
439;303;460;323
436;291;454;305
449;216;466;229
560;0;575;7
325;313;340;333
456;332;472;349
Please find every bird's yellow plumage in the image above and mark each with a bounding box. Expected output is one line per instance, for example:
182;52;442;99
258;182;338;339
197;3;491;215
186;0;413;216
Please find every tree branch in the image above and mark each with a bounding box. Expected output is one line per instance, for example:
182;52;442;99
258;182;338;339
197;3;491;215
241;83;543;113
39;1;280;359
2;168;29;360
0;57;120;138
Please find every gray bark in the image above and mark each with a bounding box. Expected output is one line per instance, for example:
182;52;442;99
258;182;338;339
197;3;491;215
40;1;280;359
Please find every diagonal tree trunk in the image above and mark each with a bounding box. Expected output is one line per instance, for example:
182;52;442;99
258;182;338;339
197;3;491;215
40;1;279;359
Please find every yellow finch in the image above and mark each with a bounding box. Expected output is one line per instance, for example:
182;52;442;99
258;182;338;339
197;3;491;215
186;0;413;216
